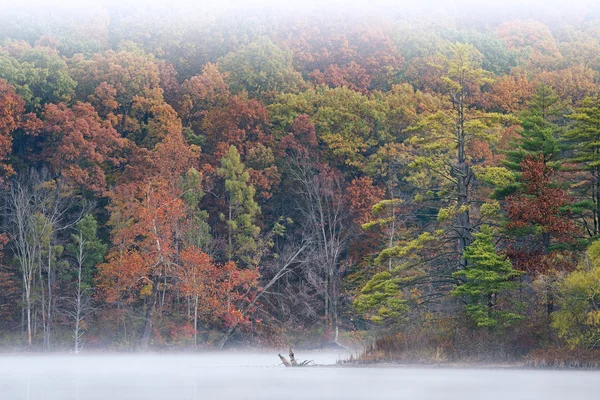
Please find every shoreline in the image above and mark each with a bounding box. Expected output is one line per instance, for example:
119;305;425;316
324;361;600;371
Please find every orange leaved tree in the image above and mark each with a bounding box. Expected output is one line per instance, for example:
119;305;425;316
177;247;258;348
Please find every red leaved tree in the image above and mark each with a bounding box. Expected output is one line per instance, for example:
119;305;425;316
41;102;126;193
505;155;579;274
97;130;198;348
177;247;258;348
0;79;40;183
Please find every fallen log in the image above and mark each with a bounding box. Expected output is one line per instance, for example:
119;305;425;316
278;353;292;367
289;347;298;366
278;347;314;367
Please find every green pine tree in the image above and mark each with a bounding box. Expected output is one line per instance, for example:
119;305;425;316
495;84;561;198
506;85;561;168
217;146;261;267
562;96;600;236
353;268;410;325
528;83;561;121
452;226;524;329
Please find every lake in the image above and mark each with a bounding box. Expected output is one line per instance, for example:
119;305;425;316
0;352;599;400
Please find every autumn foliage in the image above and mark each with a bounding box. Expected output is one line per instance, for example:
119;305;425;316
2;3;600;356
505;156;579;273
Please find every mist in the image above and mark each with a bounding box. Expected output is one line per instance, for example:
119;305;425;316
2;352;600;400
2;0;600;398
4;0;600;19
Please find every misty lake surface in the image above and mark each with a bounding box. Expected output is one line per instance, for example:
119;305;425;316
1;352;599;400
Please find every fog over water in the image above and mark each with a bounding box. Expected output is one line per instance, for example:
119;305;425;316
0;353;599;400
1;1;600;400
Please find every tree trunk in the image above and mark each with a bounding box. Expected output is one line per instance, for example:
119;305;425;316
388;191;396;272
278;354;291;367
332;272;339;342
46;242;53;350
74;317;81;354
228;203;233;262
20;290;25;341
25;283;31;346
289;348;298;366
193;294;198;349
324;272;329;318
39;258;47;350
596;168;600;236
455;93;472;270
74;250;83;355
140;285;158;350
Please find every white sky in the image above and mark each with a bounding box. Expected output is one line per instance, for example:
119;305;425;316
2;0;598;12
1;0;599;25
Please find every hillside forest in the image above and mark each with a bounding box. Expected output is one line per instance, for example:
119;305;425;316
2;2;600;361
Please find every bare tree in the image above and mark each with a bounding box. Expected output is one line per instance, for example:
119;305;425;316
62;228;95;354
6;178;38;346
5;170;86;348
37;175;86;350
288;157;355;342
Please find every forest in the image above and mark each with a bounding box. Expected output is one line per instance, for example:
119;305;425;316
1;1;600;363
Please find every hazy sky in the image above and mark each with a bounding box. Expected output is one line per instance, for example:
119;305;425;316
2;0;598;12
1;0;599;27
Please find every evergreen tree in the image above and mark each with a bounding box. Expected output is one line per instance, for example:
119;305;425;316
529;84;561;121
217;146;261;267
452;226;524;328
407;43;506;270
353;267;410;324
506;85;561;169
562;96;600;236
496;84;562;199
